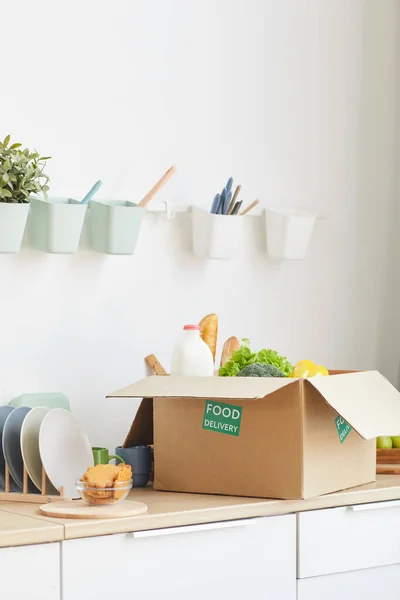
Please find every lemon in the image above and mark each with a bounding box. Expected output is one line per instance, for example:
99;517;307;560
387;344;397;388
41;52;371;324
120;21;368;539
308;364;329;377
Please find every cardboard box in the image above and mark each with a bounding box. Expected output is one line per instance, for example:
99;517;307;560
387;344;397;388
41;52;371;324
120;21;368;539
109;371;400;500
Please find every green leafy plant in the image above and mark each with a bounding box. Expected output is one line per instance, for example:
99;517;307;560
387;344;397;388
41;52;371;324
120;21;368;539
0;135;51;203
219;338;294;377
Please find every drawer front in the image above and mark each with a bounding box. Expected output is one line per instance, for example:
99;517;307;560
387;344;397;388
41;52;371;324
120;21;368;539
63;515;296;600
0;543;60;600
297;564;400;600
298;500;400;577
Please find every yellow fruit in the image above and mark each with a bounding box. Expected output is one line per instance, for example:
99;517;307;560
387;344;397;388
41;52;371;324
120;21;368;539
308;364;329;377
290;360;315;378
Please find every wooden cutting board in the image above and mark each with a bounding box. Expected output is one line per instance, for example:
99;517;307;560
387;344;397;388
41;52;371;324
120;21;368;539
39;500;148;520
376;464;400;475
377;448;400;464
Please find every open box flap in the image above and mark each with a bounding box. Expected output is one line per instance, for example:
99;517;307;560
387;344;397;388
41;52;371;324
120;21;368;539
307;370;400;439
108;375;296;400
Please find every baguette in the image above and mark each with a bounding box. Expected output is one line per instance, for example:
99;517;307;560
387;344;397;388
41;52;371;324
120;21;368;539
220;336;240;367
199;314;218;360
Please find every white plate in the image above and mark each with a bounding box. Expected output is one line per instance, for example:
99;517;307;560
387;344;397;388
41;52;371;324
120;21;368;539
2;407;38;493
20;407;58;495
39;409;93;498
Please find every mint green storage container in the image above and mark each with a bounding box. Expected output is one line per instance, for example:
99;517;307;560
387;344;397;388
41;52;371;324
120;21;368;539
89;200;145;255
29;197;87;254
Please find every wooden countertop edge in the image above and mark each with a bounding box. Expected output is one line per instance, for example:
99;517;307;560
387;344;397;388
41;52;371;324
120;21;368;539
1;478;400;545
61;484;400;539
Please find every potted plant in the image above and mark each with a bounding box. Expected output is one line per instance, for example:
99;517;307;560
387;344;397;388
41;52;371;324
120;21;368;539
0;135;50;253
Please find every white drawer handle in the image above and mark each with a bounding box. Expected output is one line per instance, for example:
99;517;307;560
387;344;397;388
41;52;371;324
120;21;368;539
133;518;256;538
349;499;400;512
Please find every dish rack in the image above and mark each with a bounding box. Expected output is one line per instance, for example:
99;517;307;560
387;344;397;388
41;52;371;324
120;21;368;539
0;464;68;503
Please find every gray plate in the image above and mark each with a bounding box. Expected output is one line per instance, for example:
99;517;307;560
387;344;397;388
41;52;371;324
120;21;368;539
2;407;39;493
0;406;18;491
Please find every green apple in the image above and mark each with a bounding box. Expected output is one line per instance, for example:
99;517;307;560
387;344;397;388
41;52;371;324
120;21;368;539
392;436;400;448
376;436;393;449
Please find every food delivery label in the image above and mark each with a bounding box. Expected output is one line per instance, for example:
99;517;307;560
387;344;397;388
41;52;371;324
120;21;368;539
202;400;242;437
335;415;352;444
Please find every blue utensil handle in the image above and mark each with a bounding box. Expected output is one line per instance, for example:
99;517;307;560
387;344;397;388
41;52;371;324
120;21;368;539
210;194;220;214
81;180;102;205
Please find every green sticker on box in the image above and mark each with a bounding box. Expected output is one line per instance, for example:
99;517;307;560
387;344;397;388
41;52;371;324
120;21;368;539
202;400;242;436
335;415;352;443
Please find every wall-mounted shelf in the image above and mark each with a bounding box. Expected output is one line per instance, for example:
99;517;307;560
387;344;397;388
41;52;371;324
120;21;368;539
146;202;190;220
0;201;318;260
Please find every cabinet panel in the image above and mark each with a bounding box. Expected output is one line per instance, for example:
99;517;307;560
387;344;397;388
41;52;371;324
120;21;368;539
298;500;400;577
63;515;296;600
0;543;60;600
297;563;400;600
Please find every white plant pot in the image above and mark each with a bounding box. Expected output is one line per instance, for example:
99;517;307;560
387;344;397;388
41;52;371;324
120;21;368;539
265;208;316;259
0;202;30;253
29;197;87;254
89;200;145;255
192;206;244;259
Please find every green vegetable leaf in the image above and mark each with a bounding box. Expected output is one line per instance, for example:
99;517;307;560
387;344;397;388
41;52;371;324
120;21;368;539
219;339;293;377
3;135;10;147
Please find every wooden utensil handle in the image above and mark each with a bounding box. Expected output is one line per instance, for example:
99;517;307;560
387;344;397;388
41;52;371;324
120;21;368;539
145;354;168;375
138;165;177;208
240;199;260;216
228;185;241;215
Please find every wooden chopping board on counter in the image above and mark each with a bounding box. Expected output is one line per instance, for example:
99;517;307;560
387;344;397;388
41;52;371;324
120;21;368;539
39;500;148;520
376;448;400;474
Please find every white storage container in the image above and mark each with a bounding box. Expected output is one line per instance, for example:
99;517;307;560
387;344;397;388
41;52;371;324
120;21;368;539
192;206;244;259
265;207;316;259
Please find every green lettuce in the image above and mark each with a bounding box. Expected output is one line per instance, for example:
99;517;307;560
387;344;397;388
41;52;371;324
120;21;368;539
218;338;293;377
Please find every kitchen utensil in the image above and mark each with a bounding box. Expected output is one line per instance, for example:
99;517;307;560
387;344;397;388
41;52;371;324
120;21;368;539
218;188;227;214
231;201;243;215
240;199;260;216
76;478;132;505
225;177;233;194
2;407;38;493
39;409;93;498
210;194;220;214
115;445;152;487
9;393;71;411
0;406;16;491
138;165;177;208
223;191;232;215
228;185;241;215
20;407;58;494
92;447;125;466
81;180;102;205
39;499;148;519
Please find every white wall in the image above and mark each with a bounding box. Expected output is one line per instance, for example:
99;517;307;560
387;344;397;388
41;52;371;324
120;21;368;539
1;0;399;450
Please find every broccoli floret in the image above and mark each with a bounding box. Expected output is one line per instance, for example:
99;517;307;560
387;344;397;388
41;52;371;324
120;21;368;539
237;363;284;377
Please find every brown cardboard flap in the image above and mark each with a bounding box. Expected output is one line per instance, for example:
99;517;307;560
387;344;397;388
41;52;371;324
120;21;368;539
307;370;400;439
108;375;296;400
123;398;154;448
